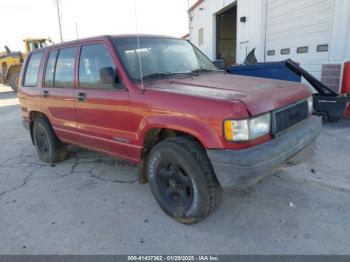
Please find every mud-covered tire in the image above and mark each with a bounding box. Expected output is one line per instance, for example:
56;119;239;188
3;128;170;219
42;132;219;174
32;117;68;163
9;72;19;93
147;137;222;224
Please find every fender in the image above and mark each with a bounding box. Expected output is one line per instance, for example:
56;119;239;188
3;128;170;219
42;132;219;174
138;114;223;149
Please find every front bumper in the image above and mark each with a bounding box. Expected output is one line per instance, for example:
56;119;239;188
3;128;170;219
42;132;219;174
207;116;322;188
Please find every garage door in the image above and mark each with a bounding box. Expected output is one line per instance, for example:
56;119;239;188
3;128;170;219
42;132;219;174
265;0;334;79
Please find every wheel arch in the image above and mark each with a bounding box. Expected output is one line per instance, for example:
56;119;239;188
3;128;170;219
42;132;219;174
28;111;51;145
137;116;221;184
138;116;220;149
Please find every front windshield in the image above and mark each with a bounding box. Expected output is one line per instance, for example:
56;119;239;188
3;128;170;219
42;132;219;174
112;37;218;81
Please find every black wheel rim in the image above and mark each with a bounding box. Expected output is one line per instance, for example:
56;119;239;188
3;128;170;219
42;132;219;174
35;126;50;158
156;160;193;210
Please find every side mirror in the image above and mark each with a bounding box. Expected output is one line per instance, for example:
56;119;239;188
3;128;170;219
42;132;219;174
100;67;120;85
212;59;225;70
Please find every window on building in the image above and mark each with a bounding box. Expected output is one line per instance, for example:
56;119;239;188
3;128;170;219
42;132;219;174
198;28;204;46
267;50;275;56
317;44;328;52
23;51;43;87
78;44;121;89
53;47;77;87
280;48;290;55
297;46;308;54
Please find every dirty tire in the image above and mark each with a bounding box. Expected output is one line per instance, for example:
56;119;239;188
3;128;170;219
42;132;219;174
147;137;222;224
33;117;68;163
9;72;19;93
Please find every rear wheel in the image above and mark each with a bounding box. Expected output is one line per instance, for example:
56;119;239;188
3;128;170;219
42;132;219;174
147;137;222;224
8;72;19;93
33;117;68;163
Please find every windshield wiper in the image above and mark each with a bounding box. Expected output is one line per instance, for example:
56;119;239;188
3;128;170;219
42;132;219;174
141;72;172;80
190;68;221;74
141;71;194;80
140;69;220;81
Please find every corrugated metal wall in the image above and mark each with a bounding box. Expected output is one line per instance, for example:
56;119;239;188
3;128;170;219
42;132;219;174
236;0;267;63
189;0;344;75
189;0;267;63
328;0;350;62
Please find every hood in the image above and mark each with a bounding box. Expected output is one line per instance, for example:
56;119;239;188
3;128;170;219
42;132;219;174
147;72;311;116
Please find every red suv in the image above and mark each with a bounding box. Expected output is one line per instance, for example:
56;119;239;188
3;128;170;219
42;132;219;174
18;35;322;224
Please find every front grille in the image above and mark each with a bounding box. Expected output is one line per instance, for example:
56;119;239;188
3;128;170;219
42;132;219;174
273;100;308;134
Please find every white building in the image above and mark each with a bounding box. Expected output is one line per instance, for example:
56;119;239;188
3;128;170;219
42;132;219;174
188;0;350;92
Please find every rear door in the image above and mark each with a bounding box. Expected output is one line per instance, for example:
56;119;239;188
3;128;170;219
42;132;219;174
42;46;79;143
74;41;132;160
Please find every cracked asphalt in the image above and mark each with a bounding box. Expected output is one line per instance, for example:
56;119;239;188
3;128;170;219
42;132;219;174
0;84;350;254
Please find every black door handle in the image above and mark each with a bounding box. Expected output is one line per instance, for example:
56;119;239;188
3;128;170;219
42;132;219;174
76;92;87;102
43;90;49;98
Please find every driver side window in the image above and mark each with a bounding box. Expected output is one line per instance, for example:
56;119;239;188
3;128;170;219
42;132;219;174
78;44;122;89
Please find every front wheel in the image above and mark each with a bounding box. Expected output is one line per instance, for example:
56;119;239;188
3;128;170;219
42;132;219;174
147;137;222;224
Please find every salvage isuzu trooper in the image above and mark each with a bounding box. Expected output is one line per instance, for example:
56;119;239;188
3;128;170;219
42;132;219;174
17;35;322;224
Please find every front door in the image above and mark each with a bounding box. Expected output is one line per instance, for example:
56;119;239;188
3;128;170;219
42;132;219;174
74;42;132;160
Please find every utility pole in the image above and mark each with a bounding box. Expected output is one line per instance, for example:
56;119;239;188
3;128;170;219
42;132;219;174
55;0;63;42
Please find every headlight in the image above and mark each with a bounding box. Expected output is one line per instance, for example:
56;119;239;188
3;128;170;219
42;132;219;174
250;113;271;139
224;113;271;141
307;96;313;115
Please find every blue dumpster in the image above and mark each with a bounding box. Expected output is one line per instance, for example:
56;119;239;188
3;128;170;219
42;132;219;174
228;61;301;82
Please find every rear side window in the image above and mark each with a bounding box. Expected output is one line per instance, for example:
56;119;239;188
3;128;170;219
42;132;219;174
55;47;76;87
44;47;76;88
23;52;43;87
44;50;58;87
78;44;121;89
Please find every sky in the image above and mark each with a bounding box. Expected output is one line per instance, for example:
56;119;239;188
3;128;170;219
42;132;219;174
0;0;197;52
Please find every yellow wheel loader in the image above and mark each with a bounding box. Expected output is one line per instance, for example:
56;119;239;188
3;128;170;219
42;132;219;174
0;38;51;92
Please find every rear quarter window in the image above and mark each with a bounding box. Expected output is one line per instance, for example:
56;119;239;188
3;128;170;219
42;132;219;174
23;52;43;87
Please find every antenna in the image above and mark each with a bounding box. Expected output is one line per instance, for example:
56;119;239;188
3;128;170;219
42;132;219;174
133;0;145;92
